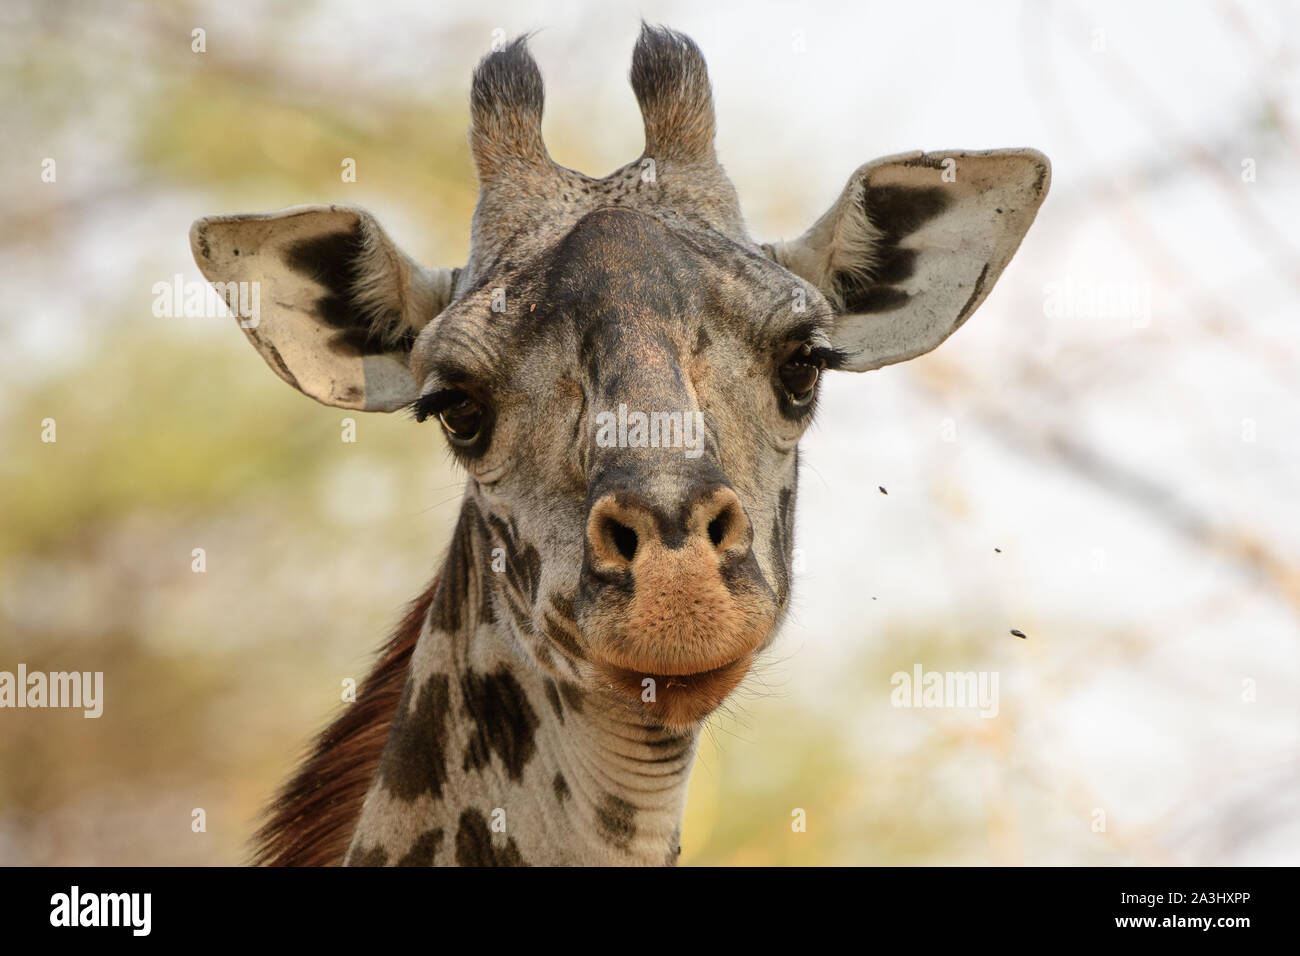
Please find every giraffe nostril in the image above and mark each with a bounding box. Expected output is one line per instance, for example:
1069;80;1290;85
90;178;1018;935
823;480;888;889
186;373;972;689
608;520;639;563
700;491;748;554
707;512;728;548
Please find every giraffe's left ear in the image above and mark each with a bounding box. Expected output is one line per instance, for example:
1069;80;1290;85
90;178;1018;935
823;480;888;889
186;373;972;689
764;149;1049;371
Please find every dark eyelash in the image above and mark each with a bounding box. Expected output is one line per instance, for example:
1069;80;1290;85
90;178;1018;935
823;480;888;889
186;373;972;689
803;345;848;370
779;318;844;368
409;394;436;423
409;389;466;424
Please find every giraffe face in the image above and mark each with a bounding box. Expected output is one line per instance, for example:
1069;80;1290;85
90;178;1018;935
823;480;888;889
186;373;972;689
190;25;1049;732
408;205;834;727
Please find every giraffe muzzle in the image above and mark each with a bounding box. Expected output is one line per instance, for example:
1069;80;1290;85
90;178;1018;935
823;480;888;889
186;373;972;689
575;482;777;727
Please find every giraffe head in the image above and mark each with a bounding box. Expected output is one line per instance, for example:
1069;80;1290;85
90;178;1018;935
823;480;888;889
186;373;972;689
191;26;1048;731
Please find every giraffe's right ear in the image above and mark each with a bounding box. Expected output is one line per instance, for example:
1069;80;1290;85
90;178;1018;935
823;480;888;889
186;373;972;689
189;205;456;411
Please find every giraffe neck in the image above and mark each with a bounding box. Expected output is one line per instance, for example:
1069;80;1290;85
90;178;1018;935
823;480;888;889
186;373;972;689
345;493;699;866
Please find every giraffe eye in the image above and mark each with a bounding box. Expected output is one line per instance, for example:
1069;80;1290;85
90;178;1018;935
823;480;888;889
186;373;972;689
778;345;822;407
414;388;489;448
437;395;486;445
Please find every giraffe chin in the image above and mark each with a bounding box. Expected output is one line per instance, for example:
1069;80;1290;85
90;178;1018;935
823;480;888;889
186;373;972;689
594;653;755;730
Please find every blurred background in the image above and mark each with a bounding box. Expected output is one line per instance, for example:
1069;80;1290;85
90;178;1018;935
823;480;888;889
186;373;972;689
2;0;1298;865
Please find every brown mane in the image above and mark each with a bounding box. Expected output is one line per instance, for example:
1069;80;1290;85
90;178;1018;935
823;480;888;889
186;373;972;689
252;579;436;866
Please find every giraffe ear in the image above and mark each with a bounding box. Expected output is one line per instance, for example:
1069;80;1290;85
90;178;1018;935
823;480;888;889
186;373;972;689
765;149;1049;372
189;205;456;411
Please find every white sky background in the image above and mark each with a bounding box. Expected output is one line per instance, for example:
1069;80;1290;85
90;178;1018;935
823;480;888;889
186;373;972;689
3;0;1298;862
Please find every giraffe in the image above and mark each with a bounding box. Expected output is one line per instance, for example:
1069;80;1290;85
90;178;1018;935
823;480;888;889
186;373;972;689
189;25;1049;866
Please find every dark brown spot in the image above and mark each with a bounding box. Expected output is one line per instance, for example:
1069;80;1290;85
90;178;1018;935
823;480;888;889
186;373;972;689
348;844;388;867
543;679;564;721
454;808;527;867
460;668;539;780
557;681;585;715
693;326;711;355
396;828;444;866
488;513;541;604
549;591;575;622
503;589;535;637
430;502;484;634
596;793;637;850
465;498;497;625
543;611;587;662
376;674;453;801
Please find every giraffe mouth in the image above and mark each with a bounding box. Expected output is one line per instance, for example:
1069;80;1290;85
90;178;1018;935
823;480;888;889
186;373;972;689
594;653;755;729
574;512;777;728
